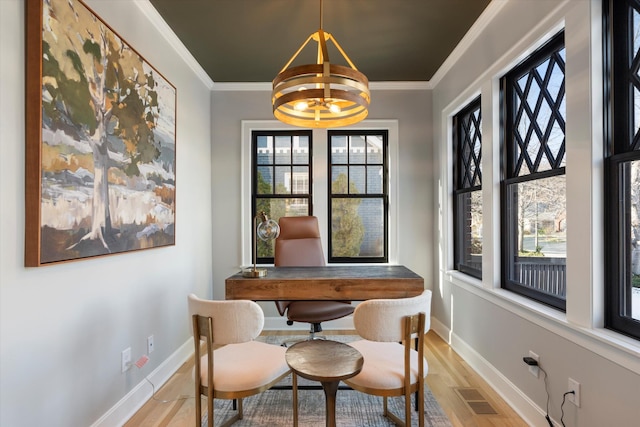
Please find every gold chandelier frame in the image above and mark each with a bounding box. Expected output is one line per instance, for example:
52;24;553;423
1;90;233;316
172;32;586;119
271;1;370;128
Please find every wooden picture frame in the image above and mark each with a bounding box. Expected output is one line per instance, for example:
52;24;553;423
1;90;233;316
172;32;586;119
25;0;177;266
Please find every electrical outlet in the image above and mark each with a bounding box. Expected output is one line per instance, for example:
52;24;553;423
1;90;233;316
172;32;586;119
567;378;581;407
121;347;132;373
528;351;540;378
147;335;154;354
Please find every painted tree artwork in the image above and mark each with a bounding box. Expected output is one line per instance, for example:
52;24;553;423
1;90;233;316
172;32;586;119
25;0;176;266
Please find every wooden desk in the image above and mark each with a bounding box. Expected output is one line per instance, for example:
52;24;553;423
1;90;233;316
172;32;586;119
225;265;423;301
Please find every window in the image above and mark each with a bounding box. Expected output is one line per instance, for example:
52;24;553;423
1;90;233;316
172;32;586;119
328;130;388;263
252;130;312;263
453;97;482;279
501;31;567;310
604;0;640;340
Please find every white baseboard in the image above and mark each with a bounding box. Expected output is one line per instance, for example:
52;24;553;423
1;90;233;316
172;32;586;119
430;317;551;427
90;339;193;427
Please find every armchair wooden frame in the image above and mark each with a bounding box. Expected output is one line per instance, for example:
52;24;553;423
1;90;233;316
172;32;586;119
192;314;290;427
344;308;428;427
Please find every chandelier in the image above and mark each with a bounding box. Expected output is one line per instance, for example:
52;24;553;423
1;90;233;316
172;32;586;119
271;0;370;128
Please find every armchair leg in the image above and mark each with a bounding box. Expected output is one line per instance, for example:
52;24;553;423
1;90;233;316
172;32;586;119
292;373;299;427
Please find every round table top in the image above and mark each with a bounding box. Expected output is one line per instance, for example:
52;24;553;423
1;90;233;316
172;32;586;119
285;339;364;382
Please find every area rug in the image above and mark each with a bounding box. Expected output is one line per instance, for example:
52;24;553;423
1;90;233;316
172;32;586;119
201;334;452;426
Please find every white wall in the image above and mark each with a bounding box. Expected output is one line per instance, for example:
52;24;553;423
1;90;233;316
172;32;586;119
0;1;212;426
211;87;433;319
433;1;640;426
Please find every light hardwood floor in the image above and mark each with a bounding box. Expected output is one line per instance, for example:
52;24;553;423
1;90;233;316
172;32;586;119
125;330;527;427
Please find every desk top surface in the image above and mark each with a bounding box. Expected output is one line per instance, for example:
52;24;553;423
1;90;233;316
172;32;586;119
226;265;422;281
225;265;424;301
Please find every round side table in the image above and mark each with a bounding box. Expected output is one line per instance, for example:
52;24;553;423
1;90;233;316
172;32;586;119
285;339;363;427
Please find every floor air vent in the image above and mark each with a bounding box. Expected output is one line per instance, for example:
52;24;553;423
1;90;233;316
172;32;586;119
454;387;499;415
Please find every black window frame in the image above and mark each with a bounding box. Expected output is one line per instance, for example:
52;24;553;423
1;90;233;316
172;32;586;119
500;30;567;310
604;0;640;341
328;129;389;263
453;97;483;279
251;130;313;264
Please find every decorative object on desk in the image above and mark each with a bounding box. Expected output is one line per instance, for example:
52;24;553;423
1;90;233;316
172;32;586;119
243;212;280;278
271;0;370;128
25;0;176;266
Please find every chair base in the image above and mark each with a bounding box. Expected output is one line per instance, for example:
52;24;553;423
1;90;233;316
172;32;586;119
280;322;325;347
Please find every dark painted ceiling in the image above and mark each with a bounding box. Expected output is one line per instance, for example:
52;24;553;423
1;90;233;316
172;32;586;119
148;0;492;83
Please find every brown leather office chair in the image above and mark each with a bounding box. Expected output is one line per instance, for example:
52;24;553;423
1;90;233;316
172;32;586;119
274;216;354;339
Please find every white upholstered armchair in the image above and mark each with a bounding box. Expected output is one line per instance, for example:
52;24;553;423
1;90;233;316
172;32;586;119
343;290;432;427
188;294;291;427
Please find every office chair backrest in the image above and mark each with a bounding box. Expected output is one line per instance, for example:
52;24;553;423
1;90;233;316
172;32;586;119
274;216;325;316
188;294;264;345
352;290;432;342
274;216;326;267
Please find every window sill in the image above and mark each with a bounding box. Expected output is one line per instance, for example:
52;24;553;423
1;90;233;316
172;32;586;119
445;270;640;375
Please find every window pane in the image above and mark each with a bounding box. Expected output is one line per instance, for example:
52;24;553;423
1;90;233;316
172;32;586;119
275;166;290;194
275;136;291;164
331;135;348;164
510;45;566;177
257;136;272;165
367;166;383;194
331;166;349;194
350;166;366;193
455;190;483;273
367;136;383;163
627;161;640;321
506;175;567;299
257;166;273;194
349;135;366;164
292;166;309;194
331;198;383;258
292;135;309;164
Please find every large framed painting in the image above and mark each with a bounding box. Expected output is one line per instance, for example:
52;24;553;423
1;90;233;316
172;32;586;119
25;0;176;266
